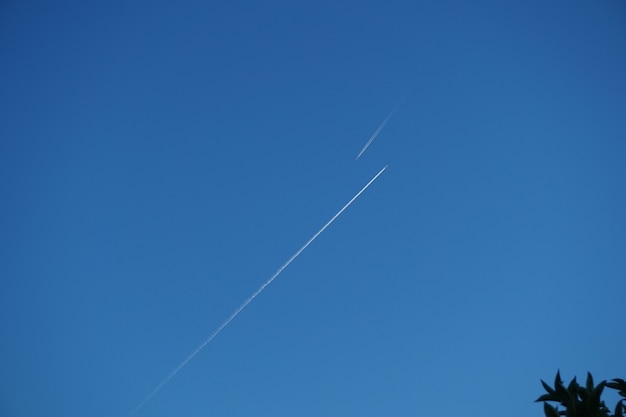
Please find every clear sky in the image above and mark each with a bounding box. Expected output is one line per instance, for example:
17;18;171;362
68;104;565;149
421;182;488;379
1;1;625;416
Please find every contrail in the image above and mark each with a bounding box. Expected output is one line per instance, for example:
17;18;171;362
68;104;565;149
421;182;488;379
126;165;388;417
355;106;398;160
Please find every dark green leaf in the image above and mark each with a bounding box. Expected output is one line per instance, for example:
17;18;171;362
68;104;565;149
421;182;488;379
607;379;626;397
592;381;606;407
555;372;570;400
615;400;624;417
556;371;563;388
568;377;578;395
543;380;557;396
578;387;588;402
537;394;557;402
545;402;561;417
587;372;594;392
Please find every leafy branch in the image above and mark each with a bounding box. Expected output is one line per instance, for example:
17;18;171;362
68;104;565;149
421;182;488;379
536;372;626;417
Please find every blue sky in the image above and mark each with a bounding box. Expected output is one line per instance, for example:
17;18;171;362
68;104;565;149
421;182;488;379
1;1;625;416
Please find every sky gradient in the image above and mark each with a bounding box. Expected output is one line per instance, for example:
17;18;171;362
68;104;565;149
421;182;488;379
1;1;625;416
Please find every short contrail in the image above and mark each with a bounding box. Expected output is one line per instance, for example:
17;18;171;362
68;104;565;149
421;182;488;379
126;165;388;417
355;106;398;160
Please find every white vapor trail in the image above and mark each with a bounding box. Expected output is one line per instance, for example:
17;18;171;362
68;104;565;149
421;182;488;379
355;107;398;160
126;165;388;417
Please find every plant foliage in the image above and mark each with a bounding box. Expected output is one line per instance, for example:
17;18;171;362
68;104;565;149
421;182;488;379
536;372;626;417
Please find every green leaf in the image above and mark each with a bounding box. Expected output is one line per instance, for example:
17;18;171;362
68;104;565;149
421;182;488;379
587;372;594;392
615;400;624;417
578;387;588;402
568;377;578;396
556;371;563;388
537;394;557;402
607;379;626;398
592;381;606;407
544;402;561;417
542;380;557;396
555;374;570;402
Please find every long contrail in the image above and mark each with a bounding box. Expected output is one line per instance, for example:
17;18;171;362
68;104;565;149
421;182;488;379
126;165;388;417
355;106;398;160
